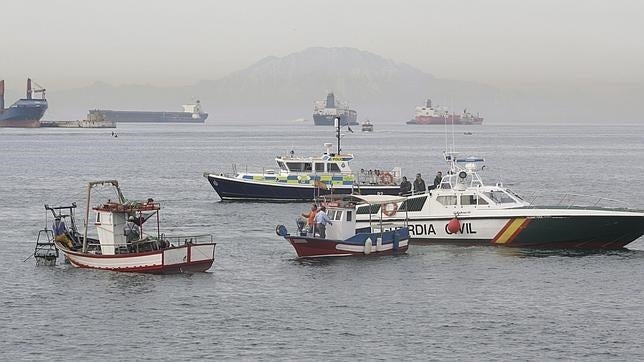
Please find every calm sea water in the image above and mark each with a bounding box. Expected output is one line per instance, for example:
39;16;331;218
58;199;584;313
1;121;643;360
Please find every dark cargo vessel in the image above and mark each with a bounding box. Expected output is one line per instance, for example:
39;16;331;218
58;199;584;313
0;79;48;128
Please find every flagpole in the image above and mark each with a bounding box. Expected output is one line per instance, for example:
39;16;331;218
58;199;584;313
335;116;341;154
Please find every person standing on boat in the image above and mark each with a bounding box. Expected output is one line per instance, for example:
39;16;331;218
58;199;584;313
399;176;412;195
430;171;443;190
53;217;74;249
413;173;426;194
314;206;333;239
301;204;318;236
124;215;141;242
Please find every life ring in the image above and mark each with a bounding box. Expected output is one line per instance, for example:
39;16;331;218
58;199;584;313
382;202;398;216
379;172;394;185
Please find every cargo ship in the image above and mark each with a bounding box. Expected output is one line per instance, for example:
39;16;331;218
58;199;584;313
0;79;48;128
94;100;208;123
313;92;358;126
406;99;483;125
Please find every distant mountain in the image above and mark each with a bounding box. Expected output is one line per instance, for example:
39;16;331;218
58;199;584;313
41;47;644;123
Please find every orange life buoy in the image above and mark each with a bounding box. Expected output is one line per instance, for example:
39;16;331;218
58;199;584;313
382;202;398;216
379;172;394;185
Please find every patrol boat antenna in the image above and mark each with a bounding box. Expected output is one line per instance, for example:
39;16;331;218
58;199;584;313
335;116;342;154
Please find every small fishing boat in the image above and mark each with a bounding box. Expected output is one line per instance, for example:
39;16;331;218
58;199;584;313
361;120;373;132
355;153;644;249
40;180;216;273
276;195;410;258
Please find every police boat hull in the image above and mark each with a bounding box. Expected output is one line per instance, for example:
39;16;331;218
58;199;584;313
205;173;401;201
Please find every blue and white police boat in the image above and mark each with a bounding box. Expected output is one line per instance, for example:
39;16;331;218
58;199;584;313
204;119;402;201
276;195;410;258
355;153;644;249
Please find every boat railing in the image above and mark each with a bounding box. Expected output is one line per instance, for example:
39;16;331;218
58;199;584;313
355;169;401;185
160;233;215;246
522;191;630;209
81;234;214;254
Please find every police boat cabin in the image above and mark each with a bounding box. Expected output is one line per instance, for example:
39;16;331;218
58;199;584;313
355;153;644;249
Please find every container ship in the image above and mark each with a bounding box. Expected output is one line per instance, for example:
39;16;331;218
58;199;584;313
406;99;483;125
0;79;48;128
313;92;358;126
94;100;208;123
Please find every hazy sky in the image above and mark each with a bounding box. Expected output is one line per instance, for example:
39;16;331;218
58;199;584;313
2;0;643;90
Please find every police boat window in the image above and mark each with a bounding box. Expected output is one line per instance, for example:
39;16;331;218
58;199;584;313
484;191;516;204
436;195;457;206
285;162;311;172
315;163;325;172
346;210;352;221
96;213;101;222
328;163;341;173
277;161;287;171
461;194;488;206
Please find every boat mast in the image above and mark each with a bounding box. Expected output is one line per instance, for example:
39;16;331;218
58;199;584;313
82;180;123;253
335;116;341;154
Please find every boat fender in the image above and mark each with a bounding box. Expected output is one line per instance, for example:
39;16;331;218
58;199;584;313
447;218;460;234
377;237;382;250
364;238;372;254
275;224;288;237
382;202;398;217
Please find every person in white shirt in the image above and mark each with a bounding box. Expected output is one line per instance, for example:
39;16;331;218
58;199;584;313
314;206;333;238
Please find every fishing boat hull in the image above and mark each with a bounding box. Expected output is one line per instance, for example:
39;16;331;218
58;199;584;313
205;174;401;201
359;210;644;249
55;241;216;273
285;229;409;258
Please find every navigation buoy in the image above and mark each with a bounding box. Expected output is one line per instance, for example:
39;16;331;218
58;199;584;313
364;238;372;254
447;217;460;234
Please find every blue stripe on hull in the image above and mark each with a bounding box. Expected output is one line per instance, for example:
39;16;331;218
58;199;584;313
206;175;400;201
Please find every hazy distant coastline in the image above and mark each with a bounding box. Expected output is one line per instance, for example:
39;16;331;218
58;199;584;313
7;47;642;124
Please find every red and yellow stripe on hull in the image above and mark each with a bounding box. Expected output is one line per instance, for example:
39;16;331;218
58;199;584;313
492;217;532;245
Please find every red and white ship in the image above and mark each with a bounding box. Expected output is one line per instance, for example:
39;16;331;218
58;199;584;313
40;180;216;273
407;99;483;125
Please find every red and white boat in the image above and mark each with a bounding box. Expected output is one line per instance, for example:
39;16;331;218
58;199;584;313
44;180;216;273
276;195;410;258
406;99;483;125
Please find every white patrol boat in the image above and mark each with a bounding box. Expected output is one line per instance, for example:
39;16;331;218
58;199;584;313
356;153;644;249
204;119;402;201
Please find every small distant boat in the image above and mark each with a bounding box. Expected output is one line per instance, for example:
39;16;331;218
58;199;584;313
40;180;216;273
361;120;373;132
276;195;410;258
463;131;472;135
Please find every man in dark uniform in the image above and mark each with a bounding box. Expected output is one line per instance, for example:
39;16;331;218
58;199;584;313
431;171;443;190
399;176;412;195
413;173;426;194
